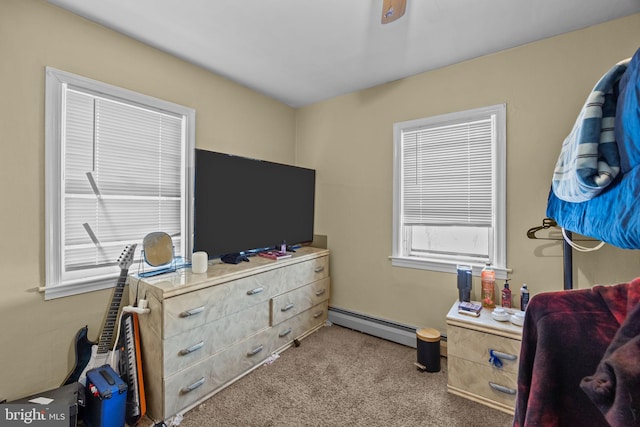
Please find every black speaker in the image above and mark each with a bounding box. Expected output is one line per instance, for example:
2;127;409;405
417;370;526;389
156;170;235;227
5;382;83;427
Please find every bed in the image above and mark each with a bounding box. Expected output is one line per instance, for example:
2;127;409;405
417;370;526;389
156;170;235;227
515;47;640;427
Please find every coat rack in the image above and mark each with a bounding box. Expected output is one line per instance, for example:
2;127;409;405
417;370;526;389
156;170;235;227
526;218;573;290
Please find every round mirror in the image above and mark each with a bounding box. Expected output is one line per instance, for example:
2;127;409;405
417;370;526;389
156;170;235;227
143;232;174;266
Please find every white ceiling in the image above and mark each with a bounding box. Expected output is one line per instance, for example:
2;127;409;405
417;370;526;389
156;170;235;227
47;0;640;107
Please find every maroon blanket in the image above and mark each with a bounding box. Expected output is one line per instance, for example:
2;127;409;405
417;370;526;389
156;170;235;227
580;288;640;426
514;277;640;427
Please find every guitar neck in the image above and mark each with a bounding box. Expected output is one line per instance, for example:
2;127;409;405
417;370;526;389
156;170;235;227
97;269;129;354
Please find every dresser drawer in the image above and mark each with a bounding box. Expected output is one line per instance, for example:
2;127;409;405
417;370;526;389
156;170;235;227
163;301;270;376
448;325;520;374
163;327;276;417
447;356;517;410
272;301;329;347
162;271;278;338
276;255;329;295
270;278;330;325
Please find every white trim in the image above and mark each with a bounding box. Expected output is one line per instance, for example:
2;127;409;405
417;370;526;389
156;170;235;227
392;104;507;273
44;67;195;299
389;256;510;280
45;69;64;295
43;275;119;300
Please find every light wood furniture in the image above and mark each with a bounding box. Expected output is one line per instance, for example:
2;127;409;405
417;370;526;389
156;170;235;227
446;301;523;415
130;247;330;421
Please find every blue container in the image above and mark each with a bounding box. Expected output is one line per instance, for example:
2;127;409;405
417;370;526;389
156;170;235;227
457;265;473;302
85;365;127;427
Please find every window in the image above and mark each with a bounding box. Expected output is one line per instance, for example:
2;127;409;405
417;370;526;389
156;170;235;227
391;104;506;277
45;67;195;299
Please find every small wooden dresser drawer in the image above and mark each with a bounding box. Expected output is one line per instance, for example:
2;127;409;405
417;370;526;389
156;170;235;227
272;301;329;347
162;271;278;338
448;357;518;410
270;277;330;325
447;325;520;373
162;301;271;376
277;255;329;293
446;301;523;415
163;327;276;417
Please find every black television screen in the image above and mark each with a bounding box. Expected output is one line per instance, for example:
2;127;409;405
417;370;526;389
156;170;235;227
193;149;316;259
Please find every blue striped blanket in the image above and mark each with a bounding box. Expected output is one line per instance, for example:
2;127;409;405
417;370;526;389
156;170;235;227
552;59;629;202
547;47;640;249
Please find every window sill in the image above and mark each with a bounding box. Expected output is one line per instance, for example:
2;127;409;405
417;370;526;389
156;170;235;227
389;256;510;279
43;275;118;300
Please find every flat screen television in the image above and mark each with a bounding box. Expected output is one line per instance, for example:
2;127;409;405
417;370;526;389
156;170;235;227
193;149;316;260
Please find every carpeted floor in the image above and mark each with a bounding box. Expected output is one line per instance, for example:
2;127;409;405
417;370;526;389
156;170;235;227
176;324;514;427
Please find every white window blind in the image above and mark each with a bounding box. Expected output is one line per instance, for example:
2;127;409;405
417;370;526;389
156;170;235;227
401;118;493;227
392;104;506;276
45;67;195;299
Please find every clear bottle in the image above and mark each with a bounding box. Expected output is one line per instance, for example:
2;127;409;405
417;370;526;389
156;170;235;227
481;263;496;308
501;279;512;308
520;284;530;311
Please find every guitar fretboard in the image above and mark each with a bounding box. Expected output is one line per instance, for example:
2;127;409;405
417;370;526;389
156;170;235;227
97;270;129;354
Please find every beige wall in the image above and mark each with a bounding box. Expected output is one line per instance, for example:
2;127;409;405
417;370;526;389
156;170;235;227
0;0;295;400
297;14;640;332
1;0;639;402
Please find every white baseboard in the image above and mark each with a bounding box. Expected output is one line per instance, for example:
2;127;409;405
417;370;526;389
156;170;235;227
328;307;420;348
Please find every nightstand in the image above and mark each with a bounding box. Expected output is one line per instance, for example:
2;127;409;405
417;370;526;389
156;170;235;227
446;301;523;415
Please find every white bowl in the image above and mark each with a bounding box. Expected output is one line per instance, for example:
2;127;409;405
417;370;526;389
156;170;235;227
491;308;510;322
510;311;525;326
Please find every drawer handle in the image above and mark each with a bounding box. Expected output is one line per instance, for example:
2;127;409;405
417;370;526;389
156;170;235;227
182;377;205;394
489;349;517;361
247;287;264;296
246;344;264;357
281;303;295;312
313;310;324;319
488;349;517;368
279;328;292;338
315;289;326;296
179;341;205;356
314;266;325;273
488;382;516;395
180;306;205;318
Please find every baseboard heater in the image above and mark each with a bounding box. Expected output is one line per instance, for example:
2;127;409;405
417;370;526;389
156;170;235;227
328;306;421;348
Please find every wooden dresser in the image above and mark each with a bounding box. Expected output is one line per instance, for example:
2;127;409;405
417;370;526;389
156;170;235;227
446;301;523;415
129;247;330;421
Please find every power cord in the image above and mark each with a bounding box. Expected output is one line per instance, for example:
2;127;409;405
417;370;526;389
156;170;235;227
561;227;605;252
108;301;149;369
